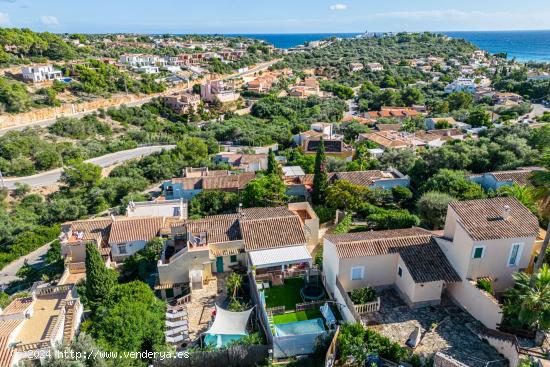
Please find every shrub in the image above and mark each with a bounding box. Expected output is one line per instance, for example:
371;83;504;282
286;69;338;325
333;214;352;234
476;278;494;295
350;286;377;304
314;206;336;224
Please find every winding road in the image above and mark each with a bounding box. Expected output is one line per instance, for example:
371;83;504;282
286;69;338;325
2;145;176;189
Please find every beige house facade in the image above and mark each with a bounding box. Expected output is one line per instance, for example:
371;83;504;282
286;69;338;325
323;197;541;329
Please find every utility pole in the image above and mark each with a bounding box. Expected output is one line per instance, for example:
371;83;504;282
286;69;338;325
0;169;4;189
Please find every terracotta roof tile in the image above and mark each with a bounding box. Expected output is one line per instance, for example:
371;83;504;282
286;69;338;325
108;217;165;244
170;207;307;250
488;167;542;186
450;197;540;241
185;214;241;244
0;335;16;367
241;215;306;251
1;297;33;315
325;227;460;283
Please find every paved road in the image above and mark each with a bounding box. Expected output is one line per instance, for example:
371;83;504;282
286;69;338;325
0;241;54;287
2;145;176;189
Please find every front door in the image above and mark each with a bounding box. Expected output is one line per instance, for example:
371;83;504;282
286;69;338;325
216;257;224;273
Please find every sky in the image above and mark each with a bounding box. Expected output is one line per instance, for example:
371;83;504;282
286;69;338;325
1;0;550;34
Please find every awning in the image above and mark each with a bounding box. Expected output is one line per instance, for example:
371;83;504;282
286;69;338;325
206;305;253;336
248;245;312;269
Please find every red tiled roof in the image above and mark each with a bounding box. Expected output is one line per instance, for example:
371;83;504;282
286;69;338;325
450;197;540;241
108;217;165;244
325;228;460;283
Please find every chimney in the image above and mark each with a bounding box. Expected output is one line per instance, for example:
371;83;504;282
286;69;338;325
238;203;243;213
110;214;116;222
502;205;511;221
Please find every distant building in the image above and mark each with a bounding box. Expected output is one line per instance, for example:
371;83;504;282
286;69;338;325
367;107;421;120
468;167;544;191
162;93;201;114
126;199;188;219
285;169;410;198
213;152;268;172
289;77;322;98
21;65;62;83
200;80;240;103
425;117;471;130
366;62;384;72
136;65;160;74
350;63;364;72
161;168;255;201
444;78;477;94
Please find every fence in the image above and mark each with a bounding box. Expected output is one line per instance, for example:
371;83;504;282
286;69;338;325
267;306;285;315
354;298;381;314
324;326;340;367
153;345;269;367
296;300;326;312
248;272;273;346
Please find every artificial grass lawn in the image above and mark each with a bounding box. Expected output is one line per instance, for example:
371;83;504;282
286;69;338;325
263;277;305;310
272;309;323;325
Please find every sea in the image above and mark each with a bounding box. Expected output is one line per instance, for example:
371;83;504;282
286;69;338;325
227;31;550;62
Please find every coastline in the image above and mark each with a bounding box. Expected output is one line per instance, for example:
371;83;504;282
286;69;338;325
226;30;550;62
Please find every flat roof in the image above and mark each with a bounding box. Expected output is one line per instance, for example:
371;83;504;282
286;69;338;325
248;245;312;268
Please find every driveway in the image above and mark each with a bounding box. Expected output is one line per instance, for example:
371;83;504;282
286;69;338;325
0;241;54;287
2;145;176;189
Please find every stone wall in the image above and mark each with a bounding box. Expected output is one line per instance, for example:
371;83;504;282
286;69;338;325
0;84;192;129
434;352;469;367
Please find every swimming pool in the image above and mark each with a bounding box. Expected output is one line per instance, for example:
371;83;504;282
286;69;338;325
274;318;325;336
203;333;244;348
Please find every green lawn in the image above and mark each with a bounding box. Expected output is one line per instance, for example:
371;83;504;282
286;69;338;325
263;277;305;310
272;309;323;324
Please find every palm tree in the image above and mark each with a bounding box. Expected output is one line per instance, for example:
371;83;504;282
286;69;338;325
497;184;537;214
530;149;550;274
505;264;550;330
226;272;243;299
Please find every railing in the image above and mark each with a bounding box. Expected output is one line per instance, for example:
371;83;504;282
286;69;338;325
176;293;192;305
266;306;285;315
335;276;361;323
296;300;326;312
36;284;73;296
354;298;381;315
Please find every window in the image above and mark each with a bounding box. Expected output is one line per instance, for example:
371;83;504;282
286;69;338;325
398;266;403;277
351;267;364;281
472;246;485;259
118;244;127;255
508;243;523;267
230;255;238;263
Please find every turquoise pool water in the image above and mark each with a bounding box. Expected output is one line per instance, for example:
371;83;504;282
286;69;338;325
274;318;325;336
203;333;244;348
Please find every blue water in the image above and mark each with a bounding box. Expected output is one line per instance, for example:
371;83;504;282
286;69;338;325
228;31;550;62
274;318;325;336
446;30;550;62
227;33;360;49
203;333;244;348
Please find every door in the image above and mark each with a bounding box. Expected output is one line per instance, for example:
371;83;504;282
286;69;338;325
216;257;224;273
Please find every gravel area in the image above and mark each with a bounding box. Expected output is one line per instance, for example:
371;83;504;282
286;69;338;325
363;289;508;367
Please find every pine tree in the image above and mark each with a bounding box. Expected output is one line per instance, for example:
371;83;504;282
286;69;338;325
85;242;116;311
266;148;282;176
312;137;329;205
